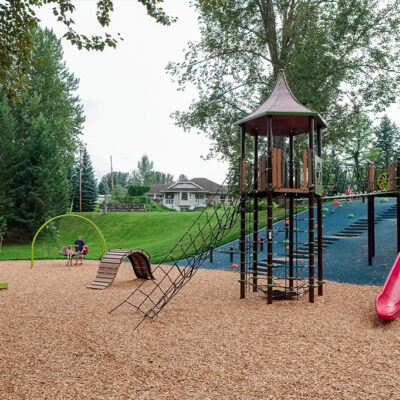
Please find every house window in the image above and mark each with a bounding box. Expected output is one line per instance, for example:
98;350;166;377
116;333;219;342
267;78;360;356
220;194;226;202
195;194;204;200
181;192;188;200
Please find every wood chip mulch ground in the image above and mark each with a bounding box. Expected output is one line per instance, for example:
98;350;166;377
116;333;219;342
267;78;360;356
0;260;399;400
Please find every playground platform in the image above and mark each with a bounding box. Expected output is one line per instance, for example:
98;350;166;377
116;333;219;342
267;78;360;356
182;198;397;287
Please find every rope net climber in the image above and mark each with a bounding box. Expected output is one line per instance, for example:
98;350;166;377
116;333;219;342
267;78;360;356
110;177;254;330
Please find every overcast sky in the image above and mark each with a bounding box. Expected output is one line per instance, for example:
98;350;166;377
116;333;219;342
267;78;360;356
37;1;399;184
37;1;230;183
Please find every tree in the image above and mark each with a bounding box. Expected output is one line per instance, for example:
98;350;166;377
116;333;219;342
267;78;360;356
178;174;188;181
373;115;400;169
98;171;130;194
71;146;98;212
12;116;70;233
0;0;223;100
153;171;174;184
1;28;84;235
0;97;17;224
132;154;155;185
167;0;400;166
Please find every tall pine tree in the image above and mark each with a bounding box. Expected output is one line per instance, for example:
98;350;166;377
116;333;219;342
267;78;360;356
0;27;85;235
71;146;98;212
374;115;400;169
0;97;16;225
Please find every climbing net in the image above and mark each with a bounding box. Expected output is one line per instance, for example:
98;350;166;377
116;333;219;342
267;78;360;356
110;178;248;330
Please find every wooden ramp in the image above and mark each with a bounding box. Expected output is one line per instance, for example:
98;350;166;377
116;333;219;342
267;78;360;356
87;248;154;290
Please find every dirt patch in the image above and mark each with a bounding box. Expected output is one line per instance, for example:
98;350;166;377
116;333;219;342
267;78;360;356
0;260;399;400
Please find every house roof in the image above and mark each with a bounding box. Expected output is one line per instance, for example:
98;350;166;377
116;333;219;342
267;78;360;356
146;184;169;195
234;70;326;136
146;178;229;195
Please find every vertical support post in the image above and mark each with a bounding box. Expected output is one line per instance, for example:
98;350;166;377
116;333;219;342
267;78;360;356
308;117;315;303
267;116;274;304
209;245;213;263
230;247;234;263
317;127;323;296
372;195;375;257
368;195;373;266
288;133;294;291
253;133;259;292
397;157;400;253
239;125;246;299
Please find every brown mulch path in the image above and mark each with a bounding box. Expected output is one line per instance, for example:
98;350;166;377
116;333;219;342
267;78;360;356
0;260;399;400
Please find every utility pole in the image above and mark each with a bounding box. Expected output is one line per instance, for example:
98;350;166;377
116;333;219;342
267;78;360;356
110;155;114;195
79;146;82;212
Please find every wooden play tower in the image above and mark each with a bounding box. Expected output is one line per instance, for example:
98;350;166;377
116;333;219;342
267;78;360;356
235;70;327;303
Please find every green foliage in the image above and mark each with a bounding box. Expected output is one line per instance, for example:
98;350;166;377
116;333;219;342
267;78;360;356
128;185;151;197
373;115;400;168
0;0;223;100
71;146;98;212
98;171;130;194
0;97;17;223
110;184;128;203
11;115;71;233
167;0;400;166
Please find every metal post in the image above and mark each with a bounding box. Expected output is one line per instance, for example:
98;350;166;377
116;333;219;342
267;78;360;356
288;132;294;291
308;117;315;303
240;125;246;299
253;133;259;292
267;116;274;304
368;195;373;266
230;247;234;263
372;195;375;257
260;238;264;251
209;245;213;263
317;127;323;296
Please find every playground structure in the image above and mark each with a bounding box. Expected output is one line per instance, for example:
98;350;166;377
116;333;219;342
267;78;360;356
24;71;400;325
87;248;153;289
30;214;106;268
234;70;400;304
108;70;400;328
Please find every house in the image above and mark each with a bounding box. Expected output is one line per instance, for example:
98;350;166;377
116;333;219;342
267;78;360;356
146;178;230;211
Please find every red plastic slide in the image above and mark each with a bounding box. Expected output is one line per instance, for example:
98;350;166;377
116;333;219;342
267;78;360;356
376;252;400;320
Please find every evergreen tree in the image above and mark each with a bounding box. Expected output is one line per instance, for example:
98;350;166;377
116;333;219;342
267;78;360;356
71;146;98;212
374;115;400;169
12;116;70;232
0;97;16;223
4;27;85;235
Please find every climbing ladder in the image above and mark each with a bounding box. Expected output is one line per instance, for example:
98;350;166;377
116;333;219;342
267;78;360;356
88;248;153;290
110;180;243;329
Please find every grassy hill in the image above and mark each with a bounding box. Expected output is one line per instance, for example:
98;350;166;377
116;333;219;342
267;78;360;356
1;206;294;264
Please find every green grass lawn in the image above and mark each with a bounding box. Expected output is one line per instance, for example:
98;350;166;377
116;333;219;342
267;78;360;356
0;206;302;264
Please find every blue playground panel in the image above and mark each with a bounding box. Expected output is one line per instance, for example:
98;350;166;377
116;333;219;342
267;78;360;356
180;198;397;287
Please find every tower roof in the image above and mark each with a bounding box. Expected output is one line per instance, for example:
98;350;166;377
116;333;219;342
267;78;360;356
234;70;326;135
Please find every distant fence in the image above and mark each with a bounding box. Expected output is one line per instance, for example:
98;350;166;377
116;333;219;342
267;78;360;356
99;203;148;212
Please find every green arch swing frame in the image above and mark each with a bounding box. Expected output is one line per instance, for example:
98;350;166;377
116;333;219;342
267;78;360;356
30;214;106;269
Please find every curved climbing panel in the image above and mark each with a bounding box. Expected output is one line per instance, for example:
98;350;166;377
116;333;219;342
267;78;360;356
87;248;153;290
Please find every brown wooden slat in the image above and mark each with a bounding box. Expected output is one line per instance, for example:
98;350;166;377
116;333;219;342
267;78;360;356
101;258;122;265
99;262;120;268
97;271;117;278
91;281;110;286
102;254;124;259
